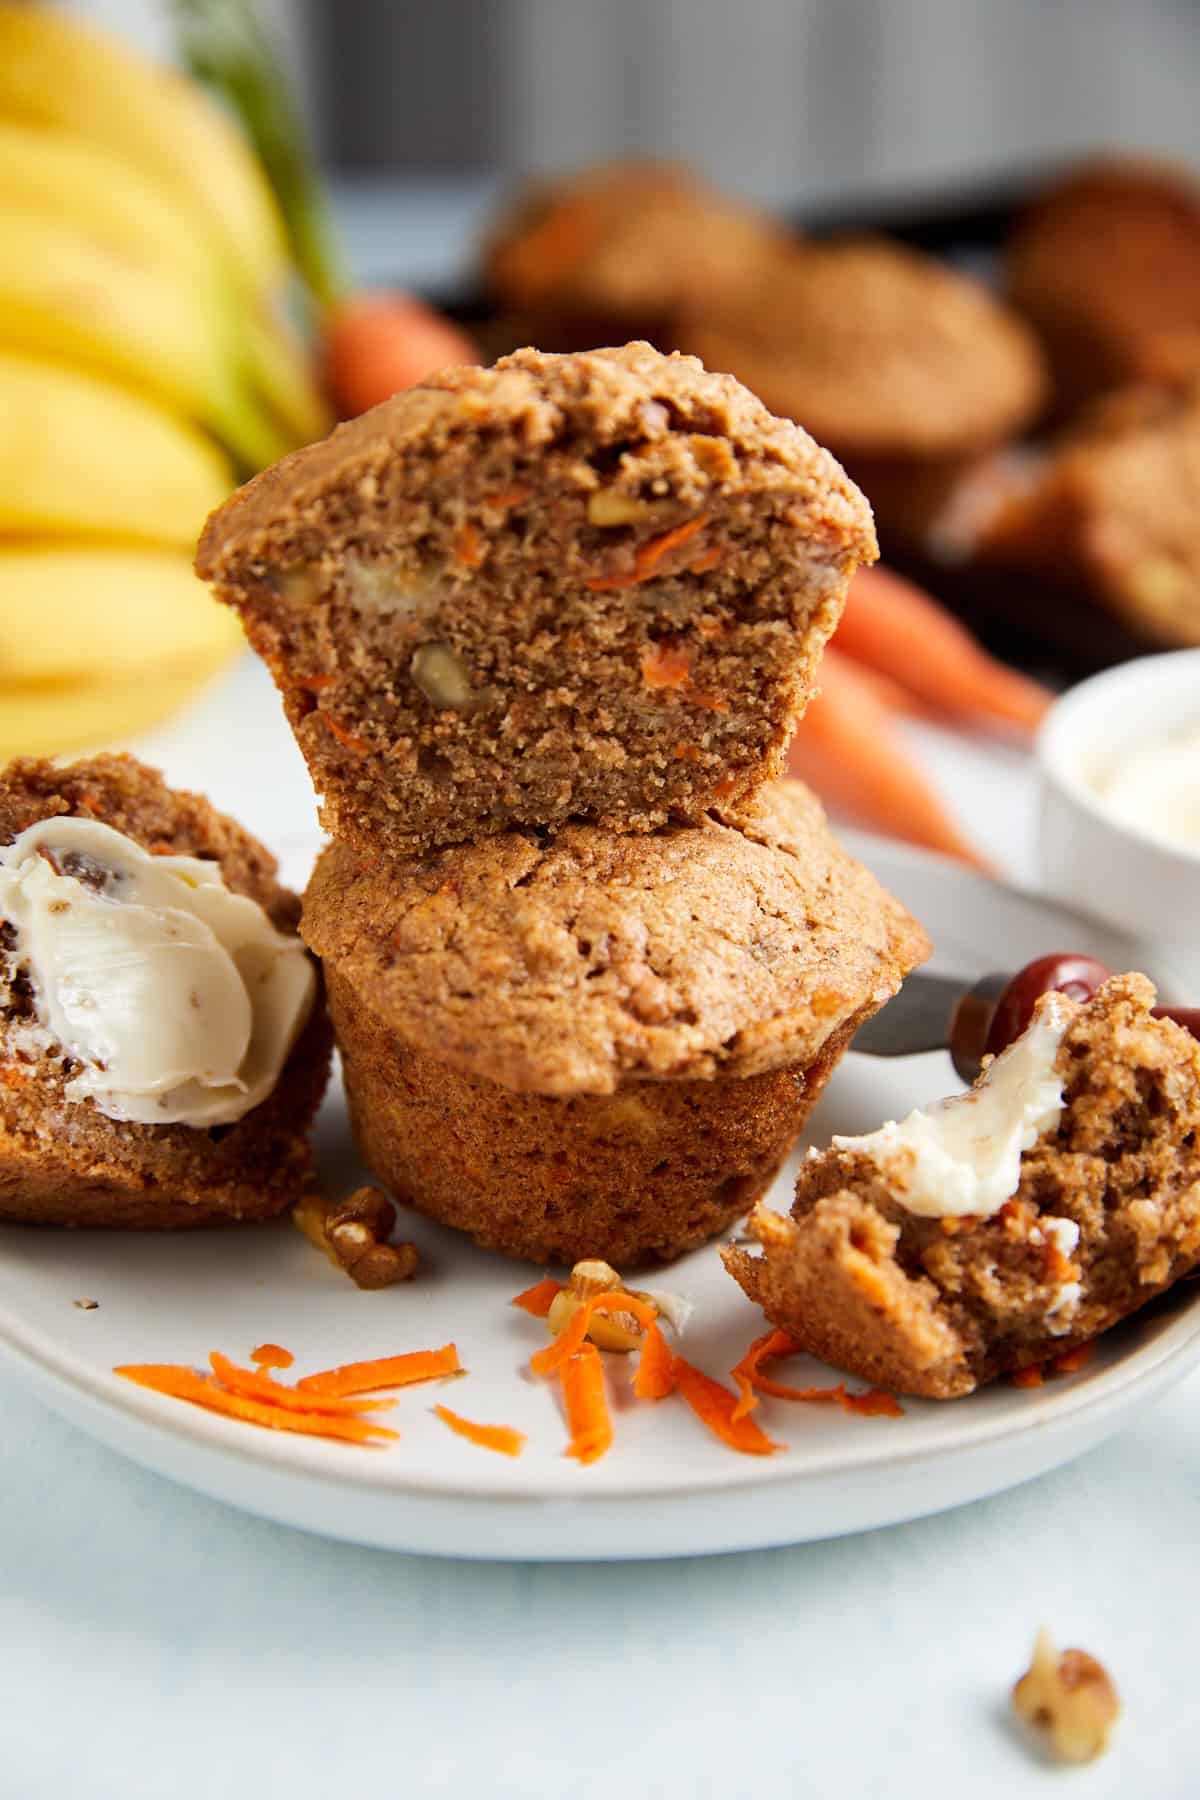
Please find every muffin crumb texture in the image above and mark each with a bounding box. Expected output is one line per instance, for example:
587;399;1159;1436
724;975;1200;1396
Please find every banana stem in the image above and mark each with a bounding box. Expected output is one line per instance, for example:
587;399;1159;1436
171;0;350;314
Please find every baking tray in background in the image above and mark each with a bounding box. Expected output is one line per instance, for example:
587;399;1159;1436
430;160;1151;689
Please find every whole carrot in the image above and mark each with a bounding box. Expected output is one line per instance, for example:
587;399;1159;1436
788;649;993;871
837;566;1053;738
325;293;479;418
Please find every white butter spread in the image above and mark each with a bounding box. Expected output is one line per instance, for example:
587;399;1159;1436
1089;724;1200;855
0;817;314;1127
832;996;1072;1218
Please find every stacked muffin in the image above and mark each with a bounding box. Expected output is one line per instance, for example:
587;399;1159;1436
198;343;929;1265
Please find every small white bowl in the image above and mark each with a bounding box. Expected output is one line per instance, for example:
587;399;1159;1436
1037;649;1200;979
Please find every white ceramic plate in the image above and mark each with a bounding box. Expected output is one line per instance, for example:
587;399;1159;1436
2;817;1196;1560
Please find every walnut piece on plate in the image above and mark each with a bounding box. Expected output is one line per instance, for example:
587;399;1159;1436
293;1187;419;1290
1012;1627;1120;1764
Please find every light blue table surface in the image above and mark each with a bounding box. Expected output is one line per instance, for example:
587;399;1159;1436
4;185;1199;1798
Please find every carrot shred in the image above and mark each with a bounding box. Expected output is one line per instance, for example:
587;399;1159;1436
641;643;692;690
454;522;485;568
1049;1342;1095;1376
434;1404;525;1458
585;514;710;590
511;1276;564;1318
1011;1364;1045;1388
689;544;723;574
114;1365;397;1444
836;565;1054;738
633;1319;676;1400
730;1329;904;1420
295;673;334;693
250;1343;294;1371
731;1328;799;1420
0;1063;30;1088
530;1291;657;1376
671;1355;782;1455
560;1343;614;1463
296;1343;461;1398
321;713;371;756
208;1351;392;1417
484;485;530;512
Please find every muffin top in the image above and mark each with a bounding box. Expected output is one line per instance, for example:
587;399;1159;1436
682;238;1046;458
302;779;929;1096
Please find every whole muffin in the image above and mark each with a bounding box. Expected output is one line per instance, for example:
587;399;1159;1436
1008;157;1200;418
197;342;876;863
301;780;929;1266
680;238;1046;541
0;754;332;1227
482;158;793;332
977;379;1200;647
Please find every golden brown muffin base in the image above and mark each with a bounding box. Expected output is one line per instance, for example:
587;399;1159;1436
197;343;875;863
724;976;1200;1396
328;960;875;1266
0;754;333;1228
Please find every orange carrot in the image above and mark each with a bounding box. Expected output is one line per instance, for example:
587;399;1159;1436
787;649;993;871
634;1320;677;1401
641;644;692;690
1011;1364;1045;1389
454;522;484;569
115;1365;397;1445
297;1343;460;1398
324;292;479;419
321;713;371;756
208;1352;392;1418
250;1343;294;1372
1049;1343;1095;1377
731;1328;800;1421
433;1405;526;1458
511;1276;564;1318
560;1343;613;1463
670;1355;782;1455
585;515;709;591
837;566;1053;737
530;1291;658;1376
731;1328;903;1418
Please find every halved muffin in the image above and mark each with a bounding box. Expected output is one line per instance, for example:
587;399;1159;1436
301;780;928;1266
0;754;331;1227
197;342;876;862
725;976;1200;1396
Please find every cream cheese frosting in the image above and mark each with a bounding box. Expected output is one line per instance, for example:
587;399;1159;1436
0;816;314;1127
830;995;1072;1218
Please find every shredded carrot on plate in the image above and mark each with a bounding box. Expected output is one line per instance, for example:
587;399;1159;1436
510;1276;564;1318
434;1404;525;1458
731;1328;903;1418
561;1343;613;1463
208;1351;392;1417
296;1343;461;1398
1049;1342;1095;1377
115;1364;397;1445
250;1343;294;1372
530;1290;657;1376
634;1319;677;1401
671;1355;782;1455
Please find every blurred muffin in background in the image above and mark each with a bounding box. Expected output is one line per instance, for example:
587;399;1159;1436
481;158;794;353
976;377;1200;648
679;237;1046;545
1008;158;1200;419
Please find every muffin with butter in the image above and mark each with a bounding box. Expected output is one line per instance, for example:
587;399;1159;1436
0;753;332;1227
301;779;928;1267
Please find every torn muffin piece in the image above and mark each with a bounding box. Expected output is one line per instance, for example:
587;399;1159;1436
196;341;876;863
723;975;1200;1398
0;754;332;1227
301;780;928;1266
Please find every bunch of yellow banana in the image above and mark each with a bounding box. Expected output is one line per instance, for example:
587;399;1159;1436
0;5;331;758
